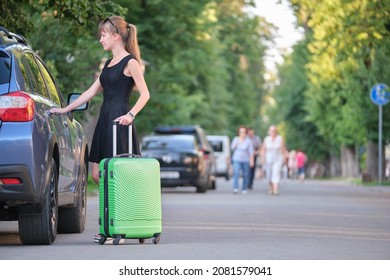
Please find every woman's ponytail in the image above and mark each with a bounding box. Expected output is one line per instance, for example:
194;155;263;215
126;23;141;64
100;16;142;65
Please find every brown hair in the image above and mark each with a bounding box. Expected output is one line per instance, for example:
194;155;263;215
99;16;141;64
236;125;248;135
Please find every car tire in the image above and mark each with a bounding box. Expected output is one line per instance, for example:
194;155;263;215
210;178;216;190
196;186;207;193
196;181;208;193
18;158;58;245
58;162;87;233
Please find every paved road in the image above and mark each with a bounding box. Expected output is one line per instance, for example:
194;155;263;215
1;178;390;260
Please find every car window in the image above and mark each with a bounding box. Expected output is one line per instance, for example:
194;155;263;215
153;126;211;149
0;55;11;94
36;58;63;106
24;52;50;99
142;137;195;150
209;140;223;152
17;56;34;93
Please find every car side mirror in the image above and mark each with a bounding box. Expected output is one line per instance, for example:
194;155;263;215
67;93;88;111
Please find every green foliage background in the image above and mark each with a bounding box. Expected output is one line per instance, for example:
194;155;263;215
1;0;389;179
0;0;268;139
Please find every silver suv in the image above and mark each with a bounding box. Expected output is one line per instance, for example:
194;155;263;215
0;27;89;245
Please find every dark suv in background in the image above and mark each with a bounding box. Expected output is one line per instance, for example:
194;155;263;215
0;27;89;245
142;134;211;193
153;125;217;191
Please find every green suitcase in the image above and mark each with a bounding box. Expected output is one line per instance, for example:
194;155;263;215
96;122;162;245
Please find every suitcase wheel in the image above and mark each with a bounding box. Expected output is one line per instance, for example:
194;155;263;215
113;236;121;245
152;233;161;244
139;238;145;244
94;234;107;245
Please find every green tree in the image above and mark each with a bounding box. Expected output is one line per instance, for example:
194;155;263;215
272;40;328;163
1;0;125;112
0;0;125;36
211;0;269;138
116;0;269;137
1;0;271;142
289;0;390;179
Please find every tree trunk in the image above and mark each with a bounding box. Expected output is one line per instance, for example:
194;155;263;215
340;145;360;177
366;140;385;181
325;153;341;177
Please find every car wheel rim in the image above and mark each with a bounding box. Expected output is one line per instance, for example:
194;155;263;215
81;165;87;220
49;162;58;235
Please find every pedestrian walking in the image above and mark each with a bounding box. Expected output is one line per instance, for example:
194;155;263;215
296;148;307;181
247;128;261;190
231;126;255;194
260;125;288;195
50;16;150;184
287;149;297;178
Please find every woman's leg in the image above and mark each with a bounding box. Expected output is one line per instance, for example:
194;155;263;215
265;163;273;194
232;161;240;192
299;167;305;181
92;162;100;184
242;162;250;192
271;161;283;195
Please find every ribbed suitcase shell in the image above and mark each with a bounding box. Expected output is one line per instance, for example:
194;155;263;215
99;157;162;240
97;122;162;244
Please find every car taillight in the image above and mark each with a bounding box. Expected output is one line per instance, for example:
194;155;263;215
0;91;34;122
0;178;22;185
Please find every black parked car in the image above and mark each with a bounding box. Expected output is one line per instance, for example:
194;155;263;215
0;27;89;245
153;125;217;190
141;134;213;193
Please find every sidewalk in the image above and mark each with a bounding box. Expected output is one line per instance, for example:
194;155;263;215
283;177;390;195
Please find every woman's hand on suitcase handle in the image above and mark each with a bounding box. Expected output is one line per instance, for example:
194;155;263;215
115;113;134;126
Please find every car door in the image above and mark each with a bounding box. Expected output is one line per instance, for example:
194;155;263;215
35;57;78;192
23;52;75;192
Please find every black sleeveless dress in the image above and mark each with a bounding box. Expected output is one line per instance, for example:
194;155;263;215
89;54;141;163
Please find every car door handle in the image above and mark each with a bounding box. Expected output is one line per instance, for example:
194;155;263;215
47;107;59;118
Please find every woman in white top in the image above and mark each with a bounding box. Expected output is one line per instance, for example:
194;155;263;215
260;125;288;195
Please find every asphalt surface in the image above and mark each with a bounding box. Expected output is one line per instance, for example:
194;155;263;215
1;177;390;260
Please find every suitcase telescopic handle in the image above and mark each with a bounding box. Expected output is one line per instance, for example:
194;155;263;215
113;120;138;157
115;153;140;158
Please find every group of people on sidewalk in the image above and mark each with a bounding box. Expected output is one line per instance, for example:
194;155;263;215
230;125;307;196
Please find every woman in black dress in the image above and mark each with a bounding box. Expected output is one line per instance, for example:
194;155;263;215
50;16;150;183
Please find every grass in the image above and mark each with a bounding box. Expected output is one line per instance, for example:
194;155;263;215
86;176;99;196
306;176;390;187
358;180;390;187
349;177;390;187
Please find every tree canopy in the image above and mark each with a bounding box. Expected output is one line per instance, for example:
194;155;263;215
273;0;390;179
1;0;269;139
2;0;388;180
